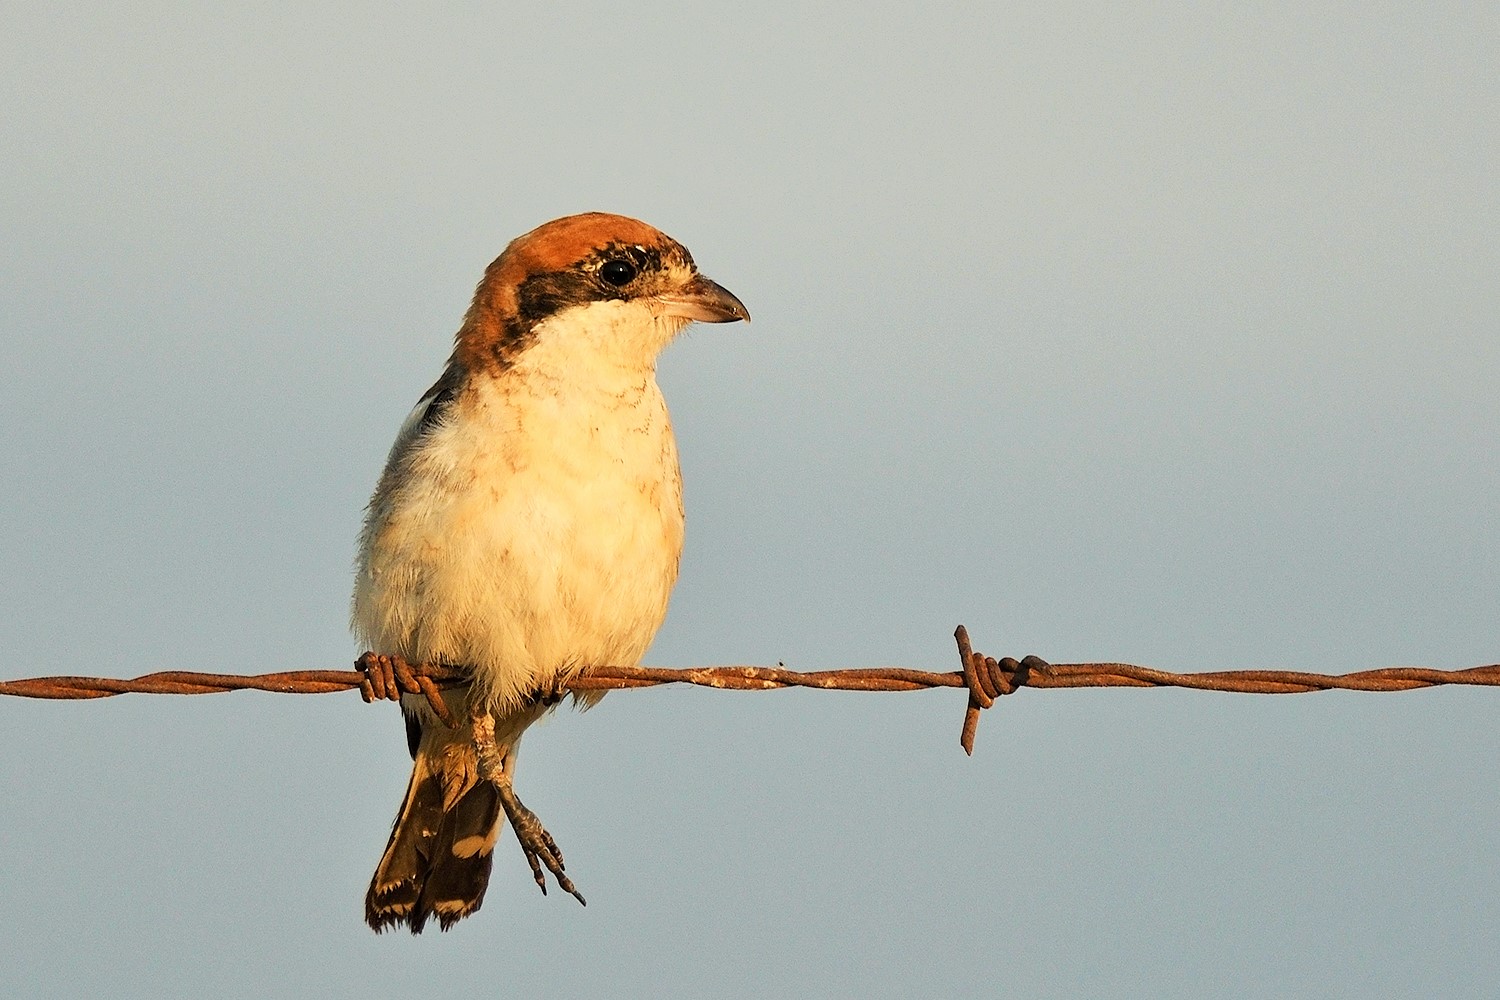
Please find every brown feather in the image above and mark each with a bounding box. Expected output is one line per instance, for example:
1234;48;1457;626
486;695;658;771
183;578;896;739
366;716;502;934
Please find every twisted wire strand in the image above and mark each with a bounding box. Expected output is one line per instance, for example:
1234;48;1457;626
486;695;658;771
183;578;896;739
2;626;1495;754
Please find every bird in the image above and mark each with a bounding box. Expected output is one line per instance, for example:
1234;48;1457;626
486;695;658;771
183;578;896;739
351;212;749;933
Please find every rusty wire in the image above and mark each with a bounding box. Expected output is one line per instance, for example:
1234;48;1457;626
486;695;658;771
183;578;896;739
1;626;1496;754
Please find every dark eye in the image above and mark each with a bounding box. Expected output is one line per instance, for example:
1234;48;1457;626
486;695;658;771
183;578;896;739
599;259;638;287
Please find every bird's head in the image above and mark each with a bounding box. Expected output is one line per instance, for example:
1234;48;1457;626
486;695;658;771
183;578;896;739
454;212;749;375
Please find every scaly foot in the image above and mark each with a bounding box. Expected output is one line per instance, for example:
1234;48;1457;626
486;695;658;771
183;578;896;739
496;783;586;905
470;704;586;905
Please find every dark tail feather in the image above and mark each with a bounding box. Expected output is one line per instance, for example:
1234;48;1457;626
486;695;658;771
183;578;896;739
412;781;500;932
365;754;502;934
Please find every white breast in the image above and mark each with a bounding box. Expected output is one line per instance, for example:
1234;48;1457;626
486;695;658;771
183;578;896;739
352;302;687;712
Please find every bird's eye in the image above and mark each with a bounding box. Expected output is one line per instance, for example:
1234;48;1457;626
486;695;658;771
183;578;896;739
599;259;638;287
599;259;637;286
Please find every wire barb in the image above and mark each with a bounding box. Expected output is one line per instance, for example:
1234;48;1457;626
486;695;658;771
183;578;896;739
955;626;1049;755
355;652;459;728
1;627;1496;757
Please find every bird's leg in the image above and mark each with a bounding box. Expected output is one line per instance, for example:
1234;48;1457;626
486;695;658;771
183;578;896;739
470;706;587;906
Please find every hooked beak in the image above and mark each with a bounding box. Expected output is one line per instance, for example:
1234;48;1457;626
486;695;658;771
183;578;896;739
655;273;751;324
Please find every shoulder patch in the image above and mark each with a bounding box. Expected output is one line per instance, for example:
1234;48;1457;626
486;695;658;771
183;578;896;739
413;369;460;436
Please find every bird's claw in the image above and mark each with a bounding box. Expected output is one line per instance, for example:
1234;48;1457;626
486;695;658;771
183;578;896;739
528;676;569;708
497;784;586;906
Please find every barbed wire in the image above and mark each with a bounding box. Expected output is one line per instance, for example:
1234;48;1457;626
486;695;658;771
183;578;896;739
1;626;1495;754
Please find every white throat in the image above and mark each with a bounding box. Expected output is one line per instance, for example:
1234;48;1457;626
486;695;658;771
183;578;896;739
516;299;690;385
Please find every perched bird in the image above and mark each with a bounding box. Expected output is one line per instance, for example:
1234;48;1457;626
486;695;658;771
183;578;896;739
352;212;748;933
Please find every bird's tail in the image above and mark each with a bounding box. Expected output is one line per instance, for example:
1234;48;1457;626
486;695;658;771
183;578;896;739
365;729;501;933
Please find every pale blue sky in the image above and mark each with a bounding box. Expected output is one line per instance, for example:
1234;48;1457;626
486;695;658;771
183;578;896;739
2;5;1496;998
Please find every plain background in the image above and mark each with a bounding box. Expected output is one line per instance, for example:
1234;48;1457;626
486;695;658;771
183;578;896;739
2;5;1496;998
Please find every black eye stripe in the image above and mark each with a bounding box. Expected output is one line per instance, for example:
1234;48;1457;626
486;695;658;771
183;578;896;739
514;240;689;330
593;242;666;279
